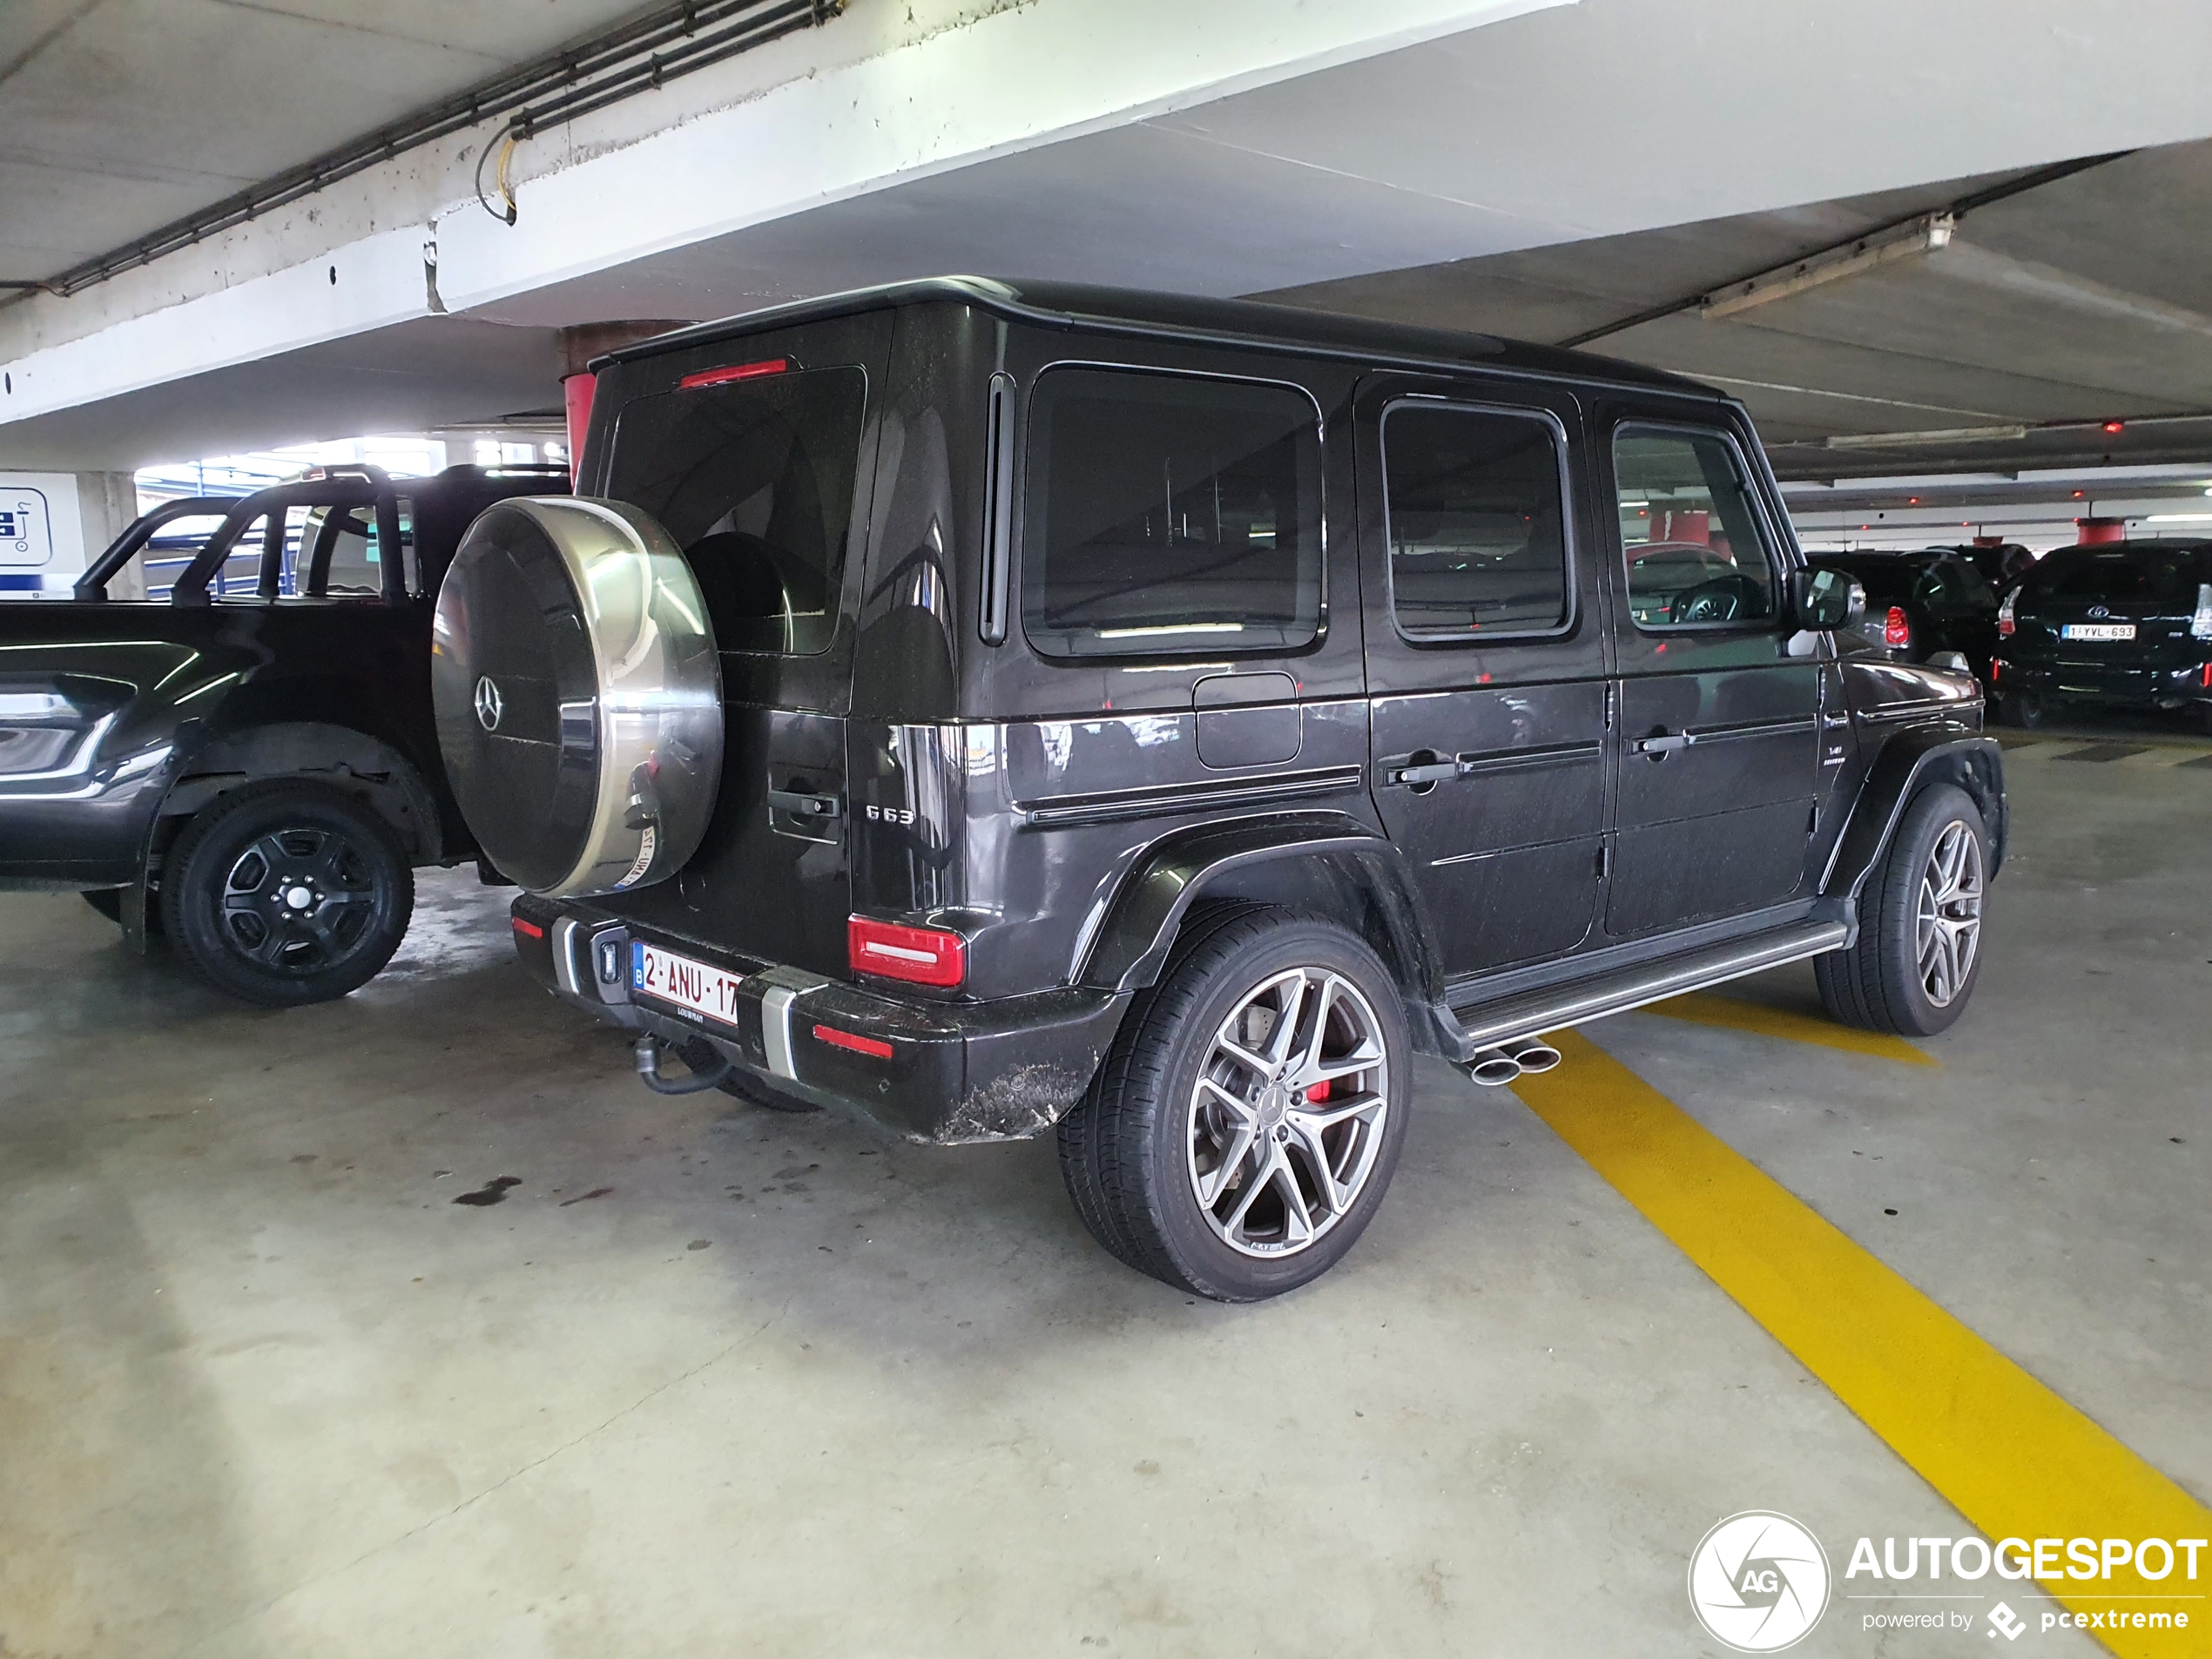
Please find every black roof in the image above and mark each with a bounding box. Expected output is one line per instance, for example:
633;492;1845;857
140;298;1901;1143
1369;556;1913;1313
595;275;1717;400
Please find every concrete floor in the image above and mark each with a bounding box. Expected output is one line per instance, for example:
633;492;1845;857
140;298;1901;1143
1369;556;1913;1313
2;734;2205;1658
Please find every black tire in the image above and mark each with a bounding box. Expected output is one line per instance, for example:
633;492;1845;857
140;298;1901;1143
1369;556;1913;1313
161;779;414;1007
82;888;124;924
1816;782;1989;1036
1997;687;2043;728
1055;907;1412;1302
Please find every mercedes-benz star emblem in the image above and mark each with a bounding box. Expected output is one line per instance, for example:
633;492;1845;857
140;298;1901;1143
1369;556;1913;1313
473;675;504;732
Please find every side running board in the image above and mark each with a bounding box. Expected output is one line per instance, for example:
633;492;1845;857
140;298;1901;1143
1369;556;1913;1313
1444;919;1851;1061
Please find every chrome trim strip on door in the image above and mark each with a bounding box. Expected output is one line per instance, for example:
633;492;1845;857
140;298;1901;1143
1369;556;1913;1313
1020;764;1364;827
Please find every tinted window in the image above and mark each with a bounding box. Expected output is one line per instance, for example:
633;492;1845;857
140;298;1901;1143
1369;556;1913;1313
1383;404;1568;637
1914;556;1996;615
2035;547;2204;606
1022;368;1322;658
609;366;867;654
1615;428;1778;628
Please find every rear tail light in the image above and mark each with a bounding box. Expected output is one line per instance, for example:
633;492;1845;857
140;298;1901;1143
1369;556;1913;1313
1884;606;1912;649
2192;583;2212;641
1997;588;2017;637
847;915;966;988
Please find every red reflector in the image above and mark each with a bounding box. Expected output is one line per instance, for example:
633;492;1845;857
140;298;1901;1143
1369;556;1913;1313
678;358;788;390
847;915;966;988
1989;659;2000;683
813;1024;893;1060
2202;662;2212;690
1884;605;1912;648
510;916;544;939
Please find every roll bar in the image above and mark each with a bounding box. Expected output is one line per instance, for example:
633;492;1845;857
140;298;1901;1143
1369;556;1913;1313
167;468;403;605
74;496;238;601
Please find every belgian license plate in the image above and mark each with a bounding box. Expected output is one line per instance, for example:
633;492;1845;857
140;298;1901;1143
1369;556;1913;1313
632;941;746;1028
2061;622;2135;641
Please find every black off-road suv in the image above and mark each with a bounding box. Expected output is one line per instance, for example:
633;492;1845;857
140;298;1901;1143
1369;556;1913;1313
433;279;2004;1301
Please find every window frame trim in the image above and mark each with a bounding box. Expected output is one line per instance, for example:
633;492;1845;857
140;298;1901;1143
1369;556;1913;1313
1016;358;1331;667
1611;418;1791;637
1378;394;1581;648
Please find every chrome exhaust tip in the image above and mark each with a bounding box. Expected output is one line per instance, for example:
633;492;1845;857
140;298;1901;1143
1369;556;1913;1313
1467;1048;1523;1087
1509;1040;1561;1075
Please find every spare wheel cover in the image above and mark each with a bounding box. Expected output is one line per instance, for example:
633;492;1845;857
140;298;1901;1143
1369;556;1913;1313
433;496;721;897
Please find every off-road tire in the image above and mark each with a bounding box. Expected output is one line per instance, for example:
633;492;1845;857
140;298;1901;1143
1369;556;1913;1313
1055;907;1412;1302
162;779;414;1007
1816;782;1988;1036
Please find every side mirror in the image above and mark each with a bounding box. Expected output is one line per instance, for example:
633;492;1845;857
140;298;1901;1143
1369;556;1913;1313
1794;566;1865;632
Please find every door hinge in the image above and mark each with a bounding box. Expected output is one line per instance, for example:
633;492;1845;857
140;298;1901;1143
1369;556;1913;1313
1597;840;1612;879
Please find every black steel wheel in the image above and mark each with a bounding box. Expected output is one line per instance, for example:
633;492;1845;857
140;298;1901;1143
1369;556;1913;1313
1815;782;1988;1037
162;780;414;1007
1056;907;1411;1303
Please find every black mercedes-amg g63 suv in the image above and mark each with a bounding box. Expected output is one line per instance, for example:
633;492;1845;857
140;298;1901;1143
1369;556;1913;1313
431;278;2004;1302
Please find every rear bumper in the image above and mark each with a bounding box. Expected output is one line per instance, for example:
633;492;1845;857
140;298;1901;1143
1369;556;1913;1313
1996;655;2212;709
510;896;1130;1143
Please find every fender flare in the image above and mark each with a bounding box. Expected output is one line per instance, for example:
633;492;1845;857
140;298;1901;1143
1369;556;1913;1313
158;720;448;864
1821;726;2006;906
1072;811;1440;1001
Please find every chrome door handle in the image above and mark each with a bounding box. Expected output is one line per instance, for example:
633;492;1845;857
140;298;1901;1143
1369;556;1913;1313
1632;732;1694;757
766;788;840;818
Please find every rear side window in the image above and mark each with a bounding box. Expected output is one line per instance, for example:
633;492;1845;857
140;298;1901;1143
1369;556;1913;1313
1615;427;1779;629
1021;367;1322;659
608;365;867;655
1382;403;1570;637
2035;548;2202;604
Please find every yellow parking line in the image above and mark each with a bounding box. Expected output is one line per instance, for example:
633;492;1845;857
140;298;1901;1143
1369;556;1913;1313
1516;1031;2212;1659
1643;990;1938;1067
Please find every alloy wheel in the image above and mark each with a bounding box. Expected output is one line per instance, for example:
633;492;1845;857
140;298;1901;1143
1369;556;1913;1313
1915;819;1984;1008
1185;966;1390;1258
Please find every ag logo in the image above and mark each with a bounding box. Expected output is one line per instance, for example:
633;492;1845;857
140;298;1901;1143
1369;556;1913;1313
473;675;504;732
1688;1511;1831;1652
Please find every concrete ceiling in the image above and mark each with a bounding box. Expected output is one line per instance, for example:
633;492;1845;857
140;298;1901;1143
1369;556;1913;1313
0;0;649;278
1264;140;2212;480
5;0;2212;473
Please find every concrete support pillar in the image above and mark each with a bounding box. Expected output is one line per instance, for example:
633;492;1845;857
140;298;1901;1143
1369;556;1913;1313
556;321;691;477
0;469;138;597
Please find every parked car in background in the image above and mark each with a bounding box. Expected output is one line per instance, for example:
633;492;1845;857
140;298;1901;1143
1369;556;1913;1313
1922;542;2038;592
430;277;2004;1302
1991;539;2212;732
0;462;567;1004
1806;550;2002;680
